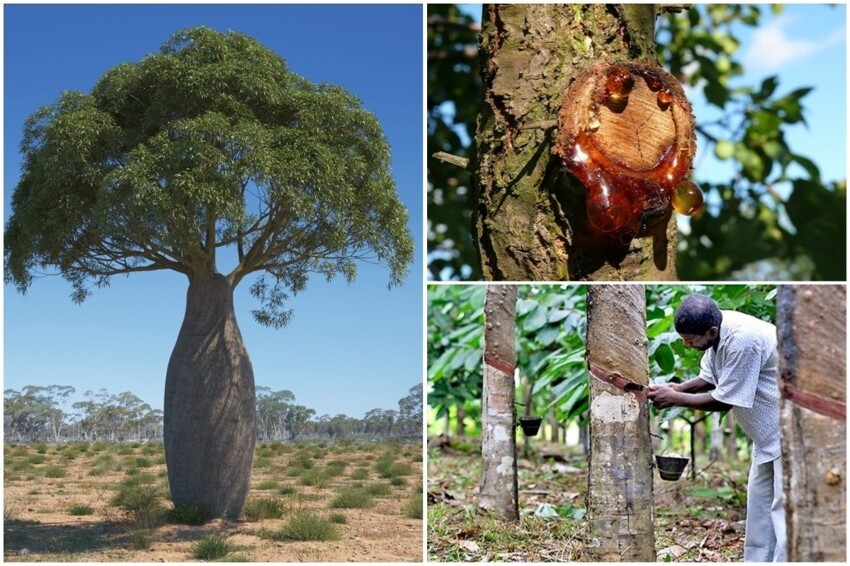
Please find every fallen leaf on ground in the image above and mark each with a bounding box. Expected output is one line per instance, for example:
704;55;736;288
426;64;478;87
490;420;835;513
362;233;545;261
459;540;480;553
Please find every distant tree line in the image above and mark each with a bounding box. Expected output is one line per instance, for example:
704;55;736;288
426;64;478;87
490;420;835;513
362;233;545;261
4;384;422;444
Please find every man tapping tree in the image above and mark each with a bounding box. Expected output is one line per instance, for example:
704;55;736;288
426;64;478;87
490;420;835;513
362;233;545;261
4;27;413;518
647;295;785;561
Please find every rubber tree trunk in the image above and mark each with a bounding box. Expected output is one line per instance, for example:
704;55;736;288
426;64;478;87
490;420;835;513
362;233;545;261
474;4;676;281
164;271;256;519
586;285;656;561
709;412;724;461
725;412;738;460
479;284;519;522
777;285;846;561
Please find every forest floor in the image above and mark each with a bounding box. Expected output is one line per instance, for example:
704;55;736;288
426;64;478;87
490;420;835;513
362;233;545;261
4;440;422;562
427;437;749;562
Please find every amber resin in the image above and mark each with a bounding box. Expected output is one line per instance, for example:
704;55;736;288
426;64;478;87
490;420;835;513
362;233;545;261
553;61;701;235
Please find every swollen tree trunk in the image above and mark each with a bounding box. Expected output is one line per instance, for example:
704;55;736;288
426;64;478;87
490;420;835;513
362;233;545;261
586;285;656;561
475;4;676;281
164;271;256;519
777;285;846;561
479;284;519;521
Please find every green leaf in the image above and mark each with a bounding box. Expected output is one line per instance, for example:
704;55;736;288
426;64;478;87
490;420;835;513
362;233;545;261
654;344;676;373
536;325;560;347
713;140;734;160
524;305;548;332
753;75;779;102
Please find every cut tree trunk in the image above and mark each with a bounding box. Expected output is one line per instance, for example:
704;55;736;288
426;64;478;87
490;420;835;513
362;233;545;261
164;271;256;519
777;285;846;561
585;285;656;561
474;4;677;281
479;284;519;521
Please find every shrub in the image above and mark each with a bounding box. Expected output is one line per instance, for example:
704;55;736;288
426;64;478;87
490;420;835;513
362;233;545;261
133;457;152;468
116;445;134;456
254;457;272;469
93;454;120;470
278;485;296;496
111;473;163;515
169;504;210;526
256;479;280;491
125;511;163;550
390;476;407;487
127;524;155;550
377;460;413;479
261;513;341;541
350;468;369;480
364;483;392;497
328;512;347;524
299;469;329;488
330;489;375;509
34;442;48;454
192;534;233;561
25;454;46;465
68;504;95;516
405;493;423;520
7;460;32;472
141;443;162;456
243;497;285;521
44;466;67;478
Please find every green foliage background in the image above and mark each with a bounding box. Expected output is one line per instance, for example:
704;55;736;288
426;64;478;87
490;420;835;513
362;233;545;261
427;284;775;435
427;5;845;281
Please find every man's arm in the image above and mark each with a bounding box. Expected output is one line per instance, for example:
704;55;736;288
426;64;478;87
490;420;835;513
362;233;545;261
672;377;715;394
647;386;732;412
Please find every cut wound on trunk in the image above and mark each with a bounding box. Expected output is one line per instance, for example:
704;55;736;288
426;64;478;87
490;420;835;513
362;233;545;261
553;61;701;236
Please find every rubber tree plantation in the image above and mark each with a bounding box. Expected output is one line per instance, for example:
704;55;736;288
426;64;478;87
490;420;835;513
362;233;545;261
5;27;413;518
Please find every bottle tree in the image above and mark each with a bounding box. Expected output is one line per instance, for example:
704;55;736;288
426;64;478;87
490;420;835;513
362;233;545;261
4;27;413;518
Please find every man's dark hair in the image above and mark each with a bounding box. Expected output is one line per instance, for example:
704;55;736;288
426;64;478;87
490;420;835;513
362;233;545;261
674;294;722;335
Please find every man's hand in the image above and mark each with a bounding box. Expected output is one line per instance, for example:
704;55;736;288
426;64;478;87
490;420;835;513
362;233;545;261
647;384;682;409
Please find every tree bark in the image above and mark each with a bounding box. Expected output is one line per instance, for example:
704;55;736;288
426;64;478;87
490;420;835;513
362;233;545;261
455;404;466;437
479;284;519;521
777;285;846;561
586;285;656;561
474;4;677;281
709;411;723;461
164;271;256;519
725;411;738;460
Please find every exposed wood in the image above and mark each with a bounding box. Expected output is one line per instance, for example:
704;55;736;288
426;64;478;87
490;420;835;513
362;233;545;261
585;285;656;561
479;285;519;521
777;285;846;561
474;4;678;281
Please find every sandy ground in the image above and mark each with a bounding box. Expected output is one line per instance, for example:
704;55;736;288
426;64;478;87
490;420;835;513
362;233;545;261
4;441;423;562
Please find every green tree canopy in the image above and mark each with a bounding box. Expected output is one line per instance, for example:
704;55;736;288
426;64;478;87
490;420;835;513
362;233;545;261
6;26;413;325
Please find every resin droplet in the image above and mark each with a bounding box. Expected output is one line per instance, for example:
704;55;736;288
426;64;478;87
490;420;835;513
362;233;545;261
587;116;600;132
672;179;704;216
586;176;637;232
644;74;662;92
658;88;673;105
606;67;634;99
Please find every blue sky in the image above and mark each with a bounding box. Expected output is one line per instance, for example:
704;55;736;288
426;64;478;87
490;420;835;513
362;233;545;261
3;5;423;418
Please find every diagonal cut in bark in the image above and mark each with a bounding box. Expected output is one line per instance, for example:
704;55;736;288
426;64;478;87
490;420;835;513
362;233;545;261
164;271;256;519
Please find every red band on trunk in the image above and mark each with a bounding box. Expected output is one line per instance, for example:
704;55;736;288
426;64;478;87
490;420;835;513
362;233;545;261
484;354;515;376
782;383;846;422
